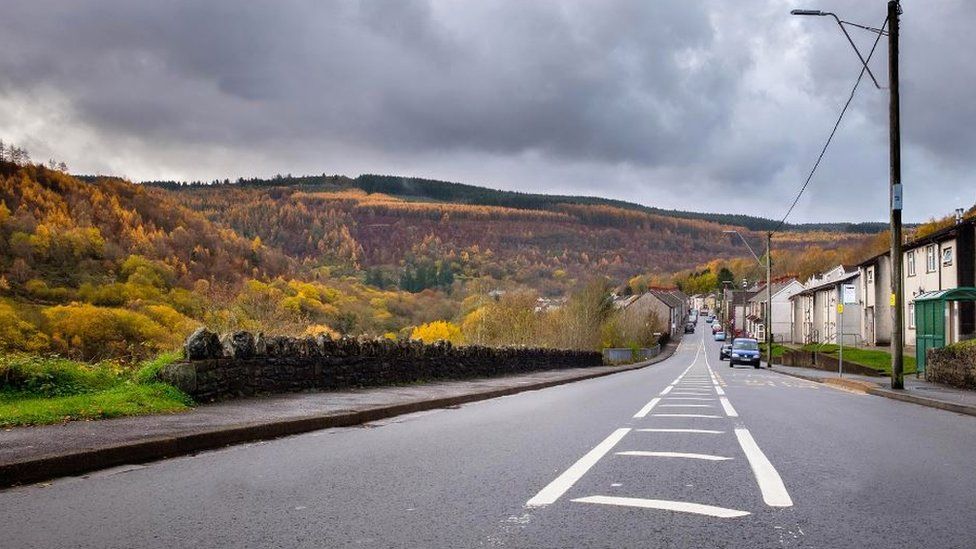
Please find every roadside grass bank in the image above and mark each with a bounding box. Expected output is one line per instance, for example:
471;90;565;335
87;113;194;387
0;352;192;427
789;343;917;375
760;343;789;359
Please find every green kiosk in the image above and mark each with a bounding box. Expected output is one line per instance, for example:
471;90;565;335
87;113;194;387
914;287;976;373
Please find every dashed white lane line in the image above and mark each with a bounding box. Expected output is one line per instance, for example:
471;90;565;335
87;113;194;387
572;496;750;518
633;398;662;419
651;413;723;419
718;396;739;417
734;428;794;508
617;451;732;461
659;385;674;395
526;428;631;507
636;428;724;434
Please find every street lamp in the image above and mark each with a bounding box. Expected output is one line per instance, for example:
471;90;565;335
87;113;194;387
724;230;773;368
792;2;904;390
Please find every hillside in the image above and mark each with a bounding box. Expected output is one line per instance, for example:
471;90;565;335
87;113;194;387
1;160;877;360
145;173;890;234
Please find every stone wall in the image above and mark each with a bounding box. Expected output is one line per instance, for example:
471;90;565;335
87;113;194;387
161;329;604;402
926;344;976;389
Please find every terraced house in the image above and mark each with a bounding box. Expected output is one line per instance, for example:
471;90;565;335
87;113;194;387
856;217;976;348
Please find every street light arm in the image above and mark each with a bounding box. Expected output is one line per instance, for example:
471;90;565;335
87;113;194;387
827;13;884;89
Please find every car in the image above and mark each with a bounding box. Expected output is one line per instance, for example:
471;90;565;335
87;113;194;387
713;331;726;341
705;316;714;324
729;337;761;368
711;323;722;334
719;343;732;361
684;322;695;334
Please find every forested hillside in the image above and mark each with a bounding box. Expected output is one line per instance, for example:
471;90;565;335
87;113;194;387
146;173;890;233
1;158;878;361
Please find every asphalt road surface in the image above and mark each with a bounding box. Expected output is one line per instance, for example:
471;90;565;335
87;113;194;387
3;323;976;548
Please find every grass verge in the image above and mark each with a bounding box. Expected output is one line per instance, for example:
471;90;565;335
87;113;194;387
0;353;191;428
797;343;917;375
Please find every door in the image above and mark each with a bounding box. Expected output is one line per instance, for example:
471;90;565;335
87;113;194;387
865;307;875;345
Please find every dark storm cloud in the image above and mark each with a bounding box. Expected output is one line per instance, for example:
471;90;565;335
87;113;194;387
0;0;973;222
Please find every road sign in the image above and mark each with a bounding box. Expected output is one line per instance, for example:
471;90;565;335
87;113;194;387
842;284;857;304
837;303;844;314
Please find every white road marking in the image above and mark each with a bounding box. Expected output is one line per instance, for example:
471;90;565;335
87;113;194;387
671;392;712;396
718;397;739;417
572;495;750;518
714;386;726;395
664;397;715;401
651;413;723;418
633;398;662;418
617;451;732;461
659;385;674;395
734;428;793;508
659;404;714;408
526;428;631;507
636;428;724;434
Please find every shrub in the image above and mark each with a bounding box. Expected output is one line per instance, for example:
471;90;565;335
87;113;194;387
43;303;173;360
0;354;120;397
411;320;464;345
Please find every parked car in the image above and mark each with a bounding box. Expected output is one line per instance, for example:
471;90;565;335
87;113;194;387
719;343;732;361
729;337;761;368
713;331;726;341
684;322;695;334
712;323;722;334
705;316;714;324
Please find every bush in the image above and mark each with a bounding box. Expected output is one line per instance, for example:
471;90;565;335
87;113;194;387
43;303;174;360
411;320;464;345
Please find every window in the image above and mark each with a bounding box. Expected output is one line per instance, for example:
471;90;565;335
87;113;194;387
943;246;954;266
907;250;916;277
926;245;937;273
866;267;874;284
908;302;915;329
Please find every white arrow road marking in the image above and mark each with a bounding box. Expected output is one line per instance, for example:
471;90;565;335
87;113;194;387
734;428;793;507
633;398;661;418
651;413;723;418
718;397;738;417
526;428;630;507
636;429;724;434
572;496;750;518
617;451;732;461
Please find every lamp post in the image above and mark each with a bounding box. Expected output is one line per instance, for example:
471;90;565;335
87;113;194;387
792;2;904;390
724;230;773;367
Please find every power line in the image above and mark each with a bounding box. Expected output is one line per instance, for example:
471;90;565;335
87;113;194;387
774;16;889;233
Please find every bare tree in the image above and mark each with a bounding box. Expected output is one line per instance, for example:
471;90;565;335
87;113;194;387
0;139;6;162
57;161;68;173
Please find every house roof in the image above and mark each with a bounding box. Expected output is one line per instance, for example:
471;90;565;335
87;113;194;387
857;218;975;265
747;279;800;302
795;270;859;297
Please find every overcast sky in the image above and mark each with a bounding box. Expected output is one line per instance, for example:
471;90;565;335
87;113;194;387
0;0;972;223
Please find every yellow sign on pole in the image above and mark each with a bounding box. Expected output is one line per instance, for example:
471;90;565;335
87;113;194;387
837;303;844;314
890;293;896;306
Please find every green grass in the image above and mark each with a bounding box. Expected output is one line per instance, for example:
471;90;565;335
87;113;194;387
759;343;789;359
0;352;191;427
797;343;917;375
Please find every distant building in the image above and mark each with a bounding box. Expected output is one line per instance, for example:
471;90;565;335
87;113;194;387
744;278;804;343
788;265;860;345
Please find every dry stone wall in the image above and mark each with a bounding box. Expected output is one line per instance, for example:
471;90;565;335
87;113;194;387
926;344;976;389
161;328;604;402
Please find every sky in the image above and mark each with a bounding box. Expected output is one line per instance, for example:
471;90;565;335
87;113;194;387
0;0;972;224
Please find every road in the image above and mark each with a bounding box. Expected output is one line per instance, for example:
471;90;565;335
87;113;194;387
3;323;976;548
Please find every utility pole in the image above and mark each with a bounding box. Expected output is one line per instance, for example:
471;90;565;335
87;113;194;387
765;231;773;368
888;0;904;390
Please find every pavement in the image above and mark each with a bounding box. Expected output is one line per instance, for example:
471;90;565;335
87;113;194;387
769;362;976;417
0;341;679;488
3;325;976;548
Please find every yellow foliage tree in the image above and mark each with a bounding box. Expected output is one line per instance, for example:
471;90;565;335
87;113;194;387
411;320;464;345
